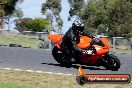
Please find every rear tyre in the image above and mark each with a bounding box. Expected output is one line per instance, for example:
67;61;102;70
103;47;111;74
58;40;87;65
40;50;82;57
103;52;121;71
52;46;72;68
52;46;63;63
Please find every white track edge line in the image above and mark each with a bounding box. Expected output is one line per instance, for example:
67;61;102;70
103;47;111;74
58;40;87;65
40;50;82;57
1;67;72;76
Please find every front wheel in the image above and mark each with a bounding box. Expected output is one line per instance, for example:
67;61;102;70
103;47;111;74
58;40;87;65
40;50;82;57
102;52;121;71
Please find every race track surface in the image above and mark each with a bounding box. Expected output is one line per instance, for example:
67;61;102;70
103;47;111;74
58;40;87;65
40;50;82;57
0;46;132;76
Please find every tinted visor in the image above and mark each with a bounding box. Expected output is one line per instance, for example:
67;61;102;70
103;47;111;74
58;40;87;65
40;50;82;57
77;26;84;32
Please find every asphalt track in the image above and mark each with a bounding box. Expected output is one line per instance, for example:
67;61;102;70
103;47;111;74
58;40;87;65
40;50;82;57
0;46;132;76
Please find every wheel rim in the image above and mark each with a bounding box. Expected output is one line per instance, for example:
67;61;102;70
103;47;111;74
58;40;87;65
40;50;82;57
104;58;117;67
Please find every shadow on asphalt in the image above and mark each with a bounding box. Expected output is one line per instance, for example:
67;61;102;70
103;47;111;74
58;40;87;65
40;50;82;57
41;62;106;70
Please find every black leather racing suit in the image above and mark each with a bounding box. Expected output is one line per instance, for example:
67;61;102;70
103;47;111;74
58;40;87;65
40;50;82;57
61;27;91;62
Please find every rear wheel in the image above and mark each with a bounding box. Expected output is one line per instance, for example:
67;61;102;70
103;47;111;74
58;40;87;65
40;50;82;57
52;46;72;68
102;52;121;71
52;46;63;63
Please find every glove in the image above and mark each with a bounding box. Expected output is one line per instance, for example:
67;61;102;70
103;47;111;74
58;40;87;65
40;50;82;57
93;37;100;43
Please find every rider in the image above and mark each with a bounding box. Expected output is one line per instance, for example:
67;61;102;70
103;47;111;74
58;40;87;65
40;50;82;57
61;20;104;62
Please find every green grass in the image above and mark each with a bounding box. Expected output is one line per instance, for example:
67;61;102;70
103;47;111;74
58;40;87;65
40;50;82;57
115;49;132;54
0;83;31;88
0;69;132;88
110;48;132;54
0;36;39;48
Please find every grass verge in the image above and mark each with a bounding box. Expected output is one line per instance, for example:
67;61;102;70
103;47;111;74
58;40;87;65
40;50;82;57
0;69;131;88
110;48;132;54
0;36;39;49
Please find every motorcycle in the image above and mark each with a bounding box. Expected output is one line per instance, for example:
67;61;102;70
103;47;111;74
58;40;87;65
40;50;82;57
48;33;121;71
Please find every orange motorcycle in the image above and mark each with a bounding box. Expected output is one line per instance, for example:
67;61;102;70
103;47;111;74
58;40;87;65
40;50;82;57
48;33;121;71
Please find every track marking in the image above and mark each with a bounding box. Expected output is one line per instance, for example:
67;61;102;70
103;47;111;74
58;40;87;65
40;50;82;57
26;70;35;72
1;67;72;76
36;71;44;73
3;68;12;70
14;69;23;71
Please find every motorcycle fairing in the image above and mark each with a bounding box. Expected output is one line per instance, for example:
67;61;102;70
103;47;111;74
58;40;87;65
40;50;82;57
77;36;110;49
77;36;92;49
48;34;62;44
94;45;109;55
48;34;62;48
100;37;110;49
81;54;101;64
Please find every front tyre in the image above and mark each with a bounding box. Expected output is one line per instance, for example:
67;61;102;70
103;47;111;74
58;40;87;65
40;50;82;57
103;52;121;71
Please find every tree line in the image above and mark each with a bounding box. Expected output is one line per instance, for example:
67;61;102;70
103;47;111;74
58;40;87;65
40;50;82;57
0;0;131;37
0;0;62;33
0;0;24;29
69;0;132;37
15;18;49;32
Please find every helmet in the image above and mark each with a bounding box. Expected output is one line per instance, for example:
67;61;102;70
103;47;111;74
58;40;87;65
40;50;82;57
72;20;84;33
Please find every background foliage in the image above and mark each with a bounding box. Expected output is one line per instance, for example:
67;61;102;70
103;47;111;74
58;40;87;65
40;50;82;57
15;18;49;32
0;0;23;29
69;0;132;37
41;0;63;32
28;18;49;32
15;18;33;32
